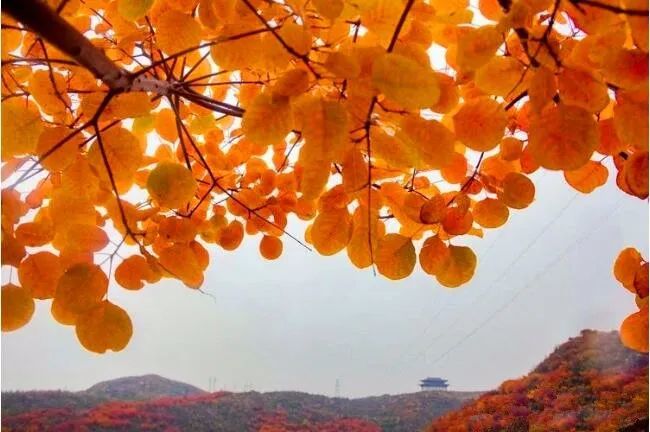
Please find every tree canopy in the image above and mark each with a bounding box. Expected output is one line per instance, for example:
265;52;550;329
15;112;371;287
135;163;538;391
1;0;648;353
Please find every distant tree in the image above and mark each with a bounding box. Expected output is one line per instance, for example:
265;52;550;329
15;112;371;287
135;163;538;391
0;0;647;352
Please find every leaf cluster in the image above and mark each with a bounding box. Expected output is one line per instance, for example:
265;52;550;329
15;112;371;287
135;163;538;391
1;0;647;352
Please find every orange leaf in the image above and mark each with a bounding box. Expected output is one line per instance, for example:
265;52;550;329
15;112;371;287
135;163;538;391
436;245;477;288
75;301;133;354
1;284;35;332
375;234;416;280
18;252;63;299
620;305;649;353
55;263;108;315
311;208;352;256
498;172;535;209
473;198;509;228
614;247;643;291
259;235;283;260
419;235;450;276
529;104;598;170
453;97;507;152
564;161;609;194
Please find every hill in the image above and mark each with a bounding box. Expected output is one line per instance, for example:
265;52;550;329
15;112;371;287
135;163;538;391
1;386;479;432
84;374;205;400
1;374;205;418
427;330;648;432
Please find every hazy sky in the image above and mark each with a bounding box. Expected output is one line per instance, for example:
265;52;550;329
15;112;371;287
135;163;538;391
2;169;647;397
2;2;647;398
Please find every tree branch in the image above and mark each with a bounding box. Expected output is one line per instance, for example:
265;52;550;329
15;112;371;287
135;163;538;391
4;0;130;90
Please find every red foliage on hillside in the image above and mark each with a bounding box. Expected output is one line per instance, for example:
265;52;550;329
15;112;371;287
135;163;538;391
257;412;381;432
2;392;228;431
427;330;648;432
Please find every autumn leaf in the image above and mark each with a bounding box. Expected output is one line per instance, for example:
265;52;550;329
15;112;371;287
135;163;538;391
1;0;648;353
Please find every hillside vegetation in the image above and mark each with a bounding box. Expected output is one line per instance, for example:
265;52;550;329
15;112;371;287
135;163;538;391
2;381;478;432
427;330;648;432
1;374;204;417
2;330;647;431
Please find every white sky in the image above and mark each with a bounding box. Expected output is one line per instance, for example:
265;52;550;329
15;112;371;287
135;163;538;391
2;1;648;399
2;169;647;397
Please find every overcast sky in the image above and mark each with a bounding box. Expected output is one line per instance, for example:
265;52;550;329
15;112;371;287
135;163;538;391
2;168;647;397
2;2;648;398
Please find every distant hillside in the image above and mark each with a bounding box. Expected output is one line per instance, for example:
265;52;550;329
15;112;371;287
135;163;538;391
84;374;205;400
427;330;649;432
1;374;204;417
1;387;479;432
4;330;645;431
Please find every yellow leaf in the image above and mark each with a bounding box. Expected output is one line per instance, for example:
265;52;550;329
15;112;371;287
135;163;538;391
436;245;477;287
371;53;440;110
473;198;509;228
347;206;383;269
498;172;535;209
456;25;502;71
1;284;35;332
558;67;609;113
29;70;69;116
115;255;157;290
75;301;133;353
397;116;456;169
109;92;154;119
1;99;43;159
295;96;349;163
312;0;344;20
272;69;310;98
453;97;507;152
419;235;450;276
118;0;154;21
36;127;81;171
18;252;63;299
375;234;416;280
147;162;198;209
324;52;361;79
528;66;557;113
528;104;598;170
155;10;202;54
55;263;108;315
159;243;205;288
242;93;293;146
475;56;526;97
342;147;369;193
278;21;312;56
88;127;143;192
311;208;352;256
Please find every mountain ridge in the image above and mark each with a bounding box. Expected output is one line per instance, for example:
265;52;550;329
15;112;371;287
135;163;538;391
2;330;647;431
1;387;479;431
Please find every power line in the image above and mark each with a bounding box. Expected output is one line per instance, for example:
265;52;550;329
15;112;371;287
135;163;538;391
425;197;625;368
387;230;507;370
391;190;580;371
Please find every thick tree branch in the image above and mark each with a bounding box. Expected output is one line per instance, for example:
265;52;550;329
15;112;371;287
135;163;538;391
4;0;247;117
4;0;130;90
